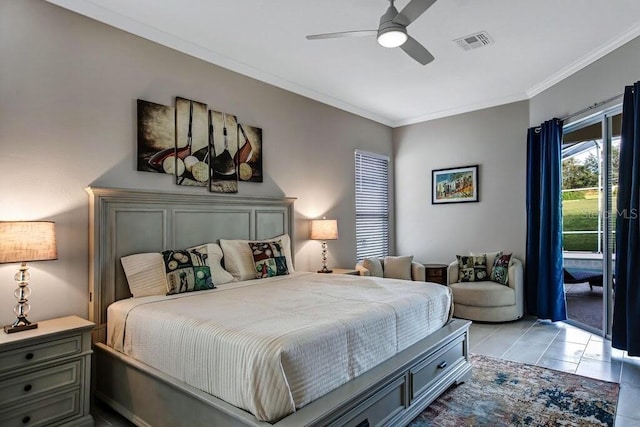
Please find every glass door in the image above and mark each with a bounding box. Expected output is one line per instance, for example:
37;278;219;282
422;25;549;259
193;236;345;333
561;108;620;336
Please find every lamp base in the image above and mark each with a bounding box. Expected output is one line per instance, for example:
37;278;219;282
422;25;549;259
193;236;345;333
4;315;38;334
4;322;38;334
317;268;333;274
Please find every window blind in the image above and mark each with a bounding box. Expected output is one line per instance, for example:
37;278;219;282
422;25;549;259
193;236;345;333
355;150;389;260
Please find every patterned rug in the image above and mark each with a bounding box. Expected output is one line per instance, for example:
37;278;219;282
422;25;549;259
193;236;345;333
408;354;619;427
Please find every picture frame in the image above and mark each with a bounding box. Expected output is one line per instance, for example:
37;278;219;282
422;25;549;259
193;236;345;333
432;164;479;204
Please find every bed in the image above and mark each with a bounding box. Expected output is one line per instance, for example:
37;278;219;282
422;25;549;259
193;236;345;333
87;187;472;427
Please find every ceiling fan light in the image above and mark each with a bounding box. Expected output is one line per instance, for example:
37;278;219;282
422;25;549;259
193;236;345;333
377;29;407;48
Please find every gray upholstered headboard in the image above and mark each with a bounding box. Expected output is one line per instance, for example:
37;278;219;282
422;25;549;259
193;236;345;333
86;187;296;343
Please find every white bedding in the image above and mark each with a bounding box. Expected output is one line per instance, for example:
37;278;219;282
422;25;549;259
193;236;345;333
107;272;453;422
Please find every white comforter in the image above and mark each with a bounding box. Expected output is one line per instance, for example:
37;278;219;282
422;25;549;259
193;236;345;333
107;272;452;422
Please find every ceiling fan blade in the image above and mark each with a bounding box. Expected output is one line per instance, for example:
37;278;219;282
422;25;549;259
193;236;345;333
393;0;437;26
400;36;434;65
306;30;377;40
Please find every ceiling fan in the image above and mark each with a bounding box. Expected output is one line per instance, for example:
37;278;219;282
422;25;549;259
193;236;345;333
306;0;436;65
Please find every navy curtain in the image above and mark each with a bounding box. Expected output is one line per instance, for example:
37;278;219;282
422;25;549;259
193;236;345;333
612;82;640;355
526;119;567;321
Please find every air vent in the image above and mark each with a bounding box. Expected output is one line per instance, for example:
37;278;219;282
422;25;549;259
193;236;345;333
454;31;494;51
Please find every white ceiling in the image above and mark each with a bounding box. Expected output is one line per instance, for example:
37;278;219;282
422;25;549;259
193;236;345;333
47;0;640;127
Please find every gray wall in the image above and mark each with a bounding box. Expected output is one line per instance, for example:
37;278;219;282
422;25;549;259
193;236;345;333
530;36;640;126
393;101;529;265
0;0;392;325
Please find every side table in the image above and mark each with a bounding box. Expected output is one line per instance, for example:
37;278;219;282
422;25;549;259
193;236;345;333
424;263;448;285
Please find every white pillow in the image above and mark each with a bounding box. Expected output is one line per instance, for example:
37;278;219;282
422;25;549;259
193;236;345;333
220;234;294;281
121;253;168;298
363;257;384;278
383;255;413;280
189;243;235;286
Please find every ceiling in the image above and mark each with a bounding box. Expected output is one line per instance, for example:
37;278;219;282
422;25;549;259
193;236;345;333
46;0;640;127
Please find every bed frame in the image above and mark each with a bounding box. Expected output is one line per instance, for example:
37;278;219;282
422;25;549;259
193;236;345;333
87;186;472;427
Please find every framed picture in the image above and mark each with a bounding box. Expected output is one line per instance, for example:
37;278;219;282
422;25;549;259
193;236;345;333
432;165;479;204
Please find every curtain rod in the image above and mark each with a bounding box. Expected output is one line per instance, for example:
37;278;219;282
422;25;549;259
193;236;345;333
560;93;624;122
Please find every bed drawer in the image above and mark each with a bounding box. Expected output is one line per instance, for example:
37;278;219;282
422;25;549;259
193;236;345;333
0;389;80;427
336;376;406;427
0;335;82;375
410;337;465;400
0;360;81;406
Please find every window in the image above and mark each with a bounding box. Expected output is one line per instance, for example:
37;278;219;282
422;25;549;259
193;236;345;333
355;150;389;260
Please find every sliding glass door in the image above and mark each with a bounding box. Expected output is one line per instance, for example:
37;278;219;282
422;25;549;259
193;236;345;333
562;108;620;336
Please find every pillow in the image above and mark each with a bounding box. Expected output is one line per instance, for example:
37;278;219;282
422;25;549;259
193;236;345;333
456;255;488;282
249;240;289;278
220;234;294;281
470;251;502;276
120;253;168;298
490;253;512;285
362;257;383;277
383;255;413;280
162;246;214;294
189;243;235;286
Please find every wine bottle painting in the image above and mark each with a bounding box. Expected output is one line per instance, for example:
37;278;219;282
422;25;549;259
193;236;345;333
175;97;209;186
137;100;175;173
209;110;239;194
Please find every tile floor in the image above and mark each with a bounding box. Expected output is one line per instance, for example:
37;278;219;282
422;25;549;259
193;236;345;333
93;316;640;426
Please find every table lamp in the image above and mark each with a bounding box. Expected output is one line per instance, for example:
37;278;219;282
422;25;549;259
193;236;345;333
0;221;57;334
310;218;338;273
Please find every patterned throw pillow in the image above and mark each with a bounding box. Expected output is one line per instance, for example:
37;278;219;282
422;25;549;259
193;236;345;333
491;253;512;285
162;246;214;295
456;254;488;282
249;240;289;279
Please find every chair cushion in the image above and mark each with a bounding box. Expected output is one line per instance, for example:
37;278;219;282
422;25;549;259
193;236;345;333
383;255;413;280
362;257;384;277
490;253;512;285
456;255;488;282
449;281;515;307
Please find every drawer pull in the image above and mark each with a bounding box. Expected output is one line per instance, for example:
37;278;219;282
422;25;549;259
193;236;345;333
23;384;32;392
437;361;448;369
25;353;34;360
22;415;31;424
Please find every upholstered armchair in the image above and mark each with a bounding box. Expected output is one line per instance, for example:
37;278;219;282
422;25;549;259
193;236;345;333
447;253;524;322
355;256;426;281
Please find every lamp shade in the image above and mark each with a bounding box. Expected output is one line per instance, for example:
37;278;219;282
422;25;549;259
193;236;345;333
0;221;58;263
310;219;338;240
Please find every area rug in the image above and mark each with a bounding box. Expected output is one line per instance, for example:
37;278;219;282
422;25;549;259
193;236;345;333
408;354;619;427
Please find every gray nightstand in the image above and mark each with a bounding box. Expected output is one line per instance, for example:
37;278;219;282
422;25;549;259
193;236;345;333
0;316;94;426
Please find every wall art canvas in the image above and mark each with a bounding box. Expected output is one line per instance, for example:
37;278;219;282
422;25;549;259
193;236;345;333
237;123;263;182
137;99;175;173
209;110;239;193
175;97;209;186
432;164;479;204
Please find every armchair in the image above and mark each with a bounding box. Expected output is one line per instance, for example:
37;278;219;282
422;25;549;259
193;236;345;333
447;253;524;322
355;256;426;281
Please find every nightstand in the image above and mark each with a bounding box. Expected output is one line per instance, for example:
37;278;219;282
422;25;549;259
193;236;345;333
0;316;94;427
424;263;448;285
329;268;360;276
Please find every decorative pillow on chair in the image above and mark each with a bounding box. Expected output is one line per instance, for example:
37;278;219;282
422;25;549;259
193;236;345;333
456;254;488;282
363;257;384;277
249;240;289;278
162;246;214;295
383;255;413;280
490;253;512;285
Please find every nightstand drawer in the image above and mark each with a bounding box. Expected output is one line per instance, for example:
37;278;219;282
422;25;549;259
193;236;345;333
0;360;81;406
0;335;82;375
0;389;80;427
